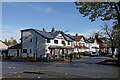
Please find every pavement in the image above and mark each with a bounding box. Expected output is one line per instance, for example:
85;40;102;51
1;57;120;79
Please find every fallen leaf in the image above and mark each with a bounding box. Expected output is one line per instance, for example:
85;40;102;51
65;73;68;75
38;76;40;78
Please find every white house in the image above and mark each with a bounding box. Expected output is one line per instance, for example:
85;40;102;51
73;33;101;53
20;28;74;59
0;40;8;57
73;33;89;53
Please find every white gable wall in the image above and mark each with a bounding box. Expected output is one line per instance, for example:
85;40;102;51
45;33;72;54
0;41;8;51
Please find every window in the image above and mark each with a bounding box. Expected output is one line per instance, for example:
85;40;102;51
47;39;50;43
54;40;58;44
62;41;65;44
30;39;32;42
68;42;70;45
30;49;32;53
23;49;27;53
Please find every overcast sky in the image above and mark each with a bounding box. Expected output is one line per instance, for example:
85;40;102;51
2;2;114;42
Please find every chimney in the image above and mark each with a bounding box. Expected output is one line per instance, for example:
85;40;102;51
43;28;46;32
51;27;55;32
76;33;78;36
95;34;98;39
68;34;70;35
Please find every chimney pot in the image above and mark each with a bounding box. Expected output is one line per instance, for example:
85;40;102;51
43;28;46;32
51;27;55;32
76;33;78;36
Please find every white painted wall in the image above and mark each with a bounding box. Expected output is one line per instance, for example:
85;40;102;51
0;41;8;51
45;34;72;55
73;38;100;53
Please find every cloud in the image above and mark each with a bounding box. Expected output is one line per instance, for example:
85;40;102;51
45;7;52;13
66;29;100;38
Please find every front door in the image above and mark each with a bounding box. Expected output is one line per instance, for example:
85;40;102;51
17;49;19;57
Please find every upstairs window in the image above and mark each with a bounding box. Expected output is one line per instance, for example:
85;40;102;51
30;39;32;42
47;39;50;43
54;40;58;44
62;41;65;44
68;42;70;45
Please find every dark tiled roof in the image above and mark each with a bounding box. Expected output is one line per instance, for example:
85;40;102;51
66;34;75;40
21;28;74;42
8;44;21;49
49;31;61;38
63;34;74;42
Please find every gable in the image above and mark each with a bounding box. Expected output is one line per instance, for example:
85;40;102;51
0;40;8;50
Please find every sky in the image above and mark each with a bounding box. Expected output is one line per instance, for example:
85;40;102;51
2;2;115;42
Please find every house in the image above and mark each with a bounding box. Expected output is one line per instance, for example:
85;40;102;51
8;44;21;57
0;40;8;57
73;33;89;53
20;28;74;59
72;33;103;56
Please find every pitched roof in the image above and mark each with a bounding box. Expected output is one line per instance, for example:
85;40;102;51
86;37;103;44
63;34;74;42
65;34;75;40
8;44;21;49
21;28;74;42
74;36;84;42
0;40;8;46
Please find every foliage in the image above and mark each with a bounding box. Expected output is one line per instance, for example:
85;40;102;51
112;23;120;48
4;39;7;45
4;37;18;46
74;2;120;23
13;39;18;45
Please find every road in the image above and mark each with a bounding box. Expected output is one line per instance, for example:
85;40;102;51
1;58;120;78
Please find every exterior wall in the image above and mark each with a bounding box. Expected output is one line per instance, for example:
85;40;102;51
89;40;99;52
21;30;45;58
45;34;73;55
8;49;21;57
73;38;87;53
73;38;99;53
0;41;8;51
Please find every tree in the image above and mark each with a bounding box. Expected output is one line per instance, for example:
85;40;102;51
98;23;116;59
7;40;12;46
13;39;18;45
113;23;120;64
4;39;8;45
74;2;120;23
75;1;120;64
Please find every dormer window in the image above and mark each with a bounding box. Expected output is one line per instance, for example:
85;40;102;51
30;39;32;42
47;39;50;43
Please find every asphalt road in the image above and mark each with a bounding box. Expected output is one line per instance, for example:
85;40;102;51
1;58;120;78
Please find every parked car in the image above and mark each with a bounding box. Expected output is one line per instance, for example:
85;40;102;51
90;52;100;56
83;51;90;56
